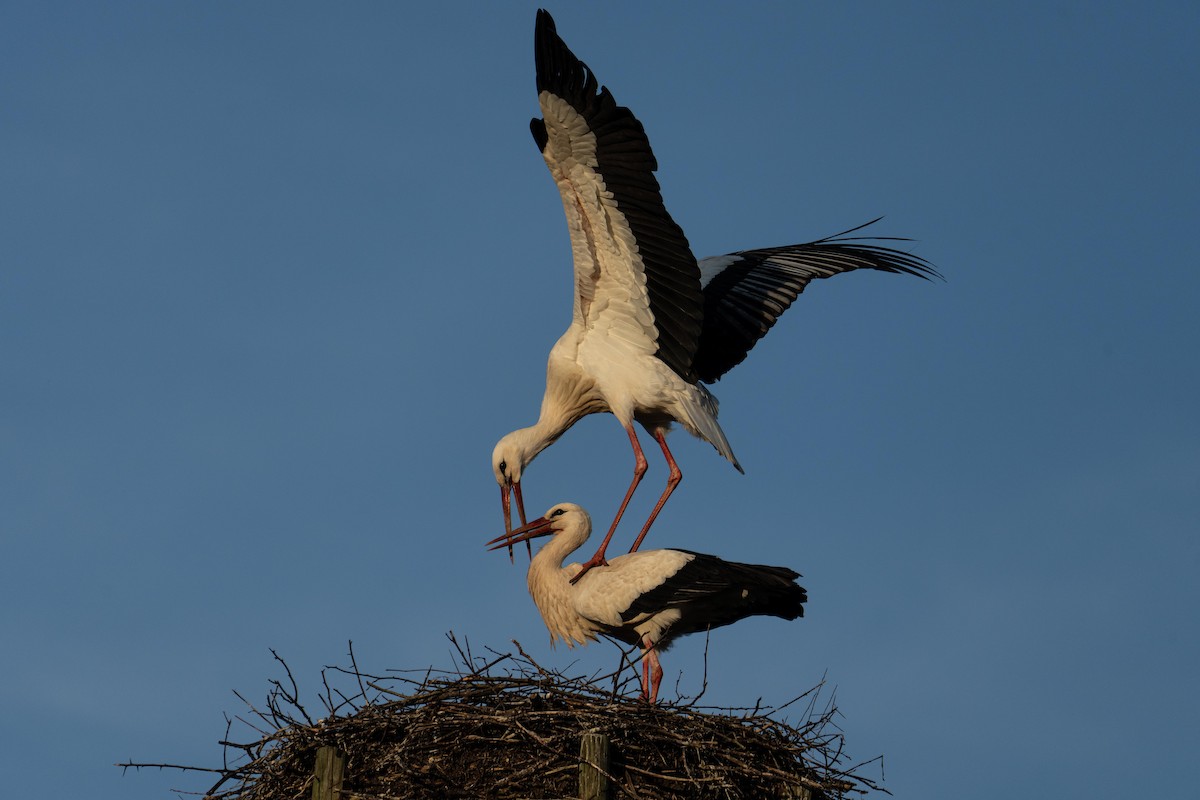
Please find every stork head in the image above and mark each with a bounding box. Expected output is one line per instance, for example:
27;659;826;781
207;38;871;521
486;502;590;554
492;433;531;559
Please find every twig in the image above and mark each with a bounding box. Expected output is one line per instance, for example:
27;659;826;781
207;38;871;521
116;761;226;775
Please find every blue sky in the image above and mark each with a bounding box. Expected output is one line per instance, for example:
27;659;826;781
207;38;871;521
2;2;1197;797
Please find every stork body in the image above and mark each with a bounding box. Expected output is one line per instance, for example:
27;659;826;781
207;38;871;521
489;503;807;703
493;10;939;577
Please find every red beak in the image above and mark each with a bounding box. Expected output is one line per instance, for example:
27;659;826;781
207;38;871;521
487;514;555;553
500;481;530;561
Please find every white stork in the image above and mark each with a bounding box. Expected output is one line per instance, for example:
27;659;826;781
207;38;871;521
487;502;807;704
493;10;938;578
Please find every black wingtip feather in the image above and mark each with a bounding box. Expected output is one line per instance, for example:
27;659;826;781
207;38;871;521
530;117;548;151
620;552;808;632
692;220;942;382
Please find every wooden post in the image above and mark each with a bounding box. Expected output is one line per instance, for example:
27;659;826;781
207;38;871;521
578;730;610;800
312;745;345;800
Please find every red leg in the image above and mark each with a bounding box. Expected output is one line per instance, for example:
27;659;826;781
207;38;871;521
627;428;681;553
639;635;663;703
640;649;650;700
570;425;647;584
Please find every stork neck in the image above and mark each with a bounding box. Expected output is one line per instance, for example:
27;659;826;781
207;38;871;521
508;398;588;471
504;419;563;471
528;529;576;579
535;349;605;443
526;526;587;606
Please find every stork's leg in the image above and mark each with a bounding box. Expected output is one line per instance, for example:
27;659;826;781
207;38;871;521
639;635;663;703
570;425;647;585
640;649;650;699
627;428;682;553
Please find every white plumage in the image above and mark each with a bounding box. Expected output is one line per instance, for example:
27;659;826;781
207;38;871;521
493;10;938;578
488;502;807;703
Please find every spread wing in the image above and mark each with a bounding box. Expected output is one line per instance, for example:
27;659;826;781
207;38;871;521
692;220;941;383
531;10;703;382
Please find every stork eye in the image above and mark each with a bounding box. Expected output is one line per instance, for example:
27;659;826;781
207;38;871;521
551;508;566;517
499;460;508;473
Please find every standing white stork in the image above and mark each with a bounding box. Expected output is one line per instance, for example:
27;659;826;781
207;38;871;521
487;502;807;704
493;10;938;579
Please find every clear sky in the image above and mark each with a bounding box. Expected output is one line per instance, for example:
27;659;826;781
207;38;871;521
2;2;1197;797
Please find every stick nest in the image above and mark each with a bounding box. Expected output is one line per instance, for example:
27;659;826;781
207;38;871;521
122;635;884;799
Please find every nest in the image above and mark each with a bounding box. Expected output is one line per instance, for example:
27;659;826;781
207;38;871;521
122;636;884;799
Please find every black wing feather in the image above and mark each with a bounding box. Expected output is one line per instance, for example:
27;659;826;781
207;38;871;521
533;10;703;383
620;551;807;636
693;220;942;383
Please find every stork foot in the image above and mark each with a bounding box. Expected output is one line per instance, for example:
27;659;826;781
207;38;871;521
569;552;609;584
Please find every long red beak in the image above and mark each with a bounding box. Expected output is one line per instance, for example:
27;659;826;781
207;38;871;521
487;514;554;553
500;481;530;561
